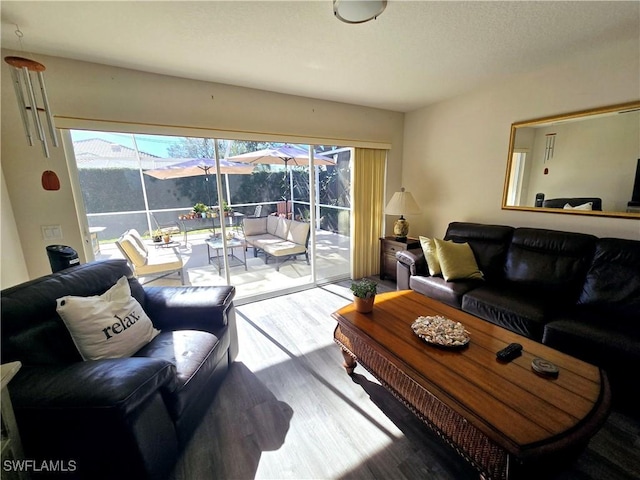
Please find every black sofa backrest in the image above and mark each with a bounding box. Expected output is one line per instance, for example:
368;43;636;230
445;222;514;281
1;259;143;365
578;238;640;317
505;228;597;300
542;197;603;211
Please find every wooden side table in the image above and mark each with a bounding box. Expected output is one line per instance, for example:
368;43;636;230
379;236;421;281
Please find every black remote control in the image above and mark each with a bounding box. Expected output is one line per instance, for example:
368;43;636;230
496;343;523;362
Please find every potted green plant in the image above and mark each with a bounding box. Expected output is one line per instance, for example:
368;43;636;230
152;229;163;243
350;278;378;313
193;202;208;218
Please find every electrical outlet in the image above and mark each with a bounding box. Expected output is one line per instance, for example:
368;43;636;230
42;225;63;240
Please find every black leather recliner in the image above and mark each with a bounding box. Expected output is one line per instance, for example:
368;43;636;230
1;259;238;479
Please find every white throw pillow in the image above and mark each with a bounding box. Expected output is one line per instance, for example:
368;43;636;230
56;276;160;361
563;202;593;210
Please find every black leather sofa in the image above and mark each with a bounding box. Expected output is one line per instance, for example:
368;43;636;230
396;222;640;407
1;259;238;479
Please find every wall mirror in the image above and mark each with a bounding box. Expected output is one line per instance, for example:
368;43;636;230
502;101;640;219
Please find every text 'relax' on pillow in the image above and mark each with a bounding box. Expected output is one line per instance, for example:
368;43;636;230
419;236;441;276
56;276;160;361
434;239;484;282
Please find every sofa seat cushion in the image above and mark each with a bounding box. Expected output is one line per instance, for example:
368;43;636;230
577;238;640;316
542;308;640;403
134;329;229;421
461;285;557;340
248;235;307;257
246;234;282;248
263;240;307;257
542;309;640;369
409;275;480;309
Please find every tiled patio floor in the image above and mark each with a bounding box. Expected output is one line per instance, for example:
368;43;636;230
96;229;350;302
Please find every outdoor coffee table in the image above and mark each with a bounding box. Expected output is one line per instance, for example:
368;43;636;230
332;290;611;480
205;236;247;274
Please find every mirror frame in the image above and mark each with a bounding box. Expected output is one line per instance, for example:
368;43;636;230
502;100;640;219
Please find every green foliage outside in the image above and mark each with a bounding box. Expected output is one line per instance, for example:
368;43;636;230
79;137;351;240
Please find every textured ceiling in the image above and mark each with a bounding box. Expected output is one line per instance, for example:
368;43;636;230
1;1;638;112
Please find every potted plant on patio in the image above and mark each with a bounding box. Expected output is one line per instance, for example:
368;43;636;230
222;201;233;217
350;278;378;313
193;202;208;218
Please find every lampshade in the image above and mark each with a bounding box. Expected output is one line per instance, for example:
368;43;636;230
385;188;421;216
385;187;421;241
333;0;387;24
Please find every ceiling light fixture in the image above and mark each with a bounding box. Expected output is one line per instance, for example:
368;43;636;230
4;25;59;158
333;0;387;24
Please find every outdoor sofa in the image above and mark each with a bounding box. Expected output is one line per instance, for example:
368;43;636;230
242;216;310;271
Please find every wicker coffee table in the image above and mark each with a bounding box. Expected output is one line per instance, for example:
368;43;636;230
332;290;611;480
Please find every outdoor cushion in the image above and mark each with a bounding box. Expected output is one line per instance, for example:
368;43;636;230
243;217;268;236
119;234;148;267
287;221;309;246
262;241;306;257
274;218;290;239
128;229;149;254
139;251;183;275
266;216;279;235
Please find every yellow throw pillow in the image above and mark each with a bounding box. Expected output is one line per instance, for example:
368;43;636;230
419;236;441;276
434;239;484;282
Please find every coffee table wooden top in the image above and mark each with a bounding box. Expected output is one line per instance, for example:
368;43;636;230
332;290;611;458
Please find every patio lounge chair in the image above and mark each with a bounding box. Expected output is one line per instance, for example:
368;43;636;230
150;212;181;237
116;228;184;284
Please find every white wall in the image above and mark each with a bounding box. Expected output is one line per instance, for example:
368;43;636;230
403;37;640;240
1;51;404;281
1;169;29;288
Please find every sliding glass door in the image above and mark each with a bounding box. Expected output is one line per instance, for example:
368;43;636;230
66;130;351;300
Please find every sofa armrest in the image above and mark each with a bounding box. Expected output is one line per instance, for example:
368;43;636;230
11;359;179;480
143;285;236;334
11;357;176;413
396;250;428;291
396;250;427;275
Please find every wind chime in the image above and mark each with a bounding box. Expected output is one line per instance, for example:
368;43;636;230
4;25;60;190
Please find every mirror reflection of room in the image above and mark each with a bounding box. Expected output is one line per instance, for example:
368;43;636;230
505;103;640;215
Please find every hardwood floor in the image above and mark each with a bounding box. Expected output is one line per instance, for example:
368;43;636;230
169;280;640;480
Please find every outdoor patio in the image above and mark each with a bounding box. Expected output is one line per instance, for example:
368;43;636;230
96;228;350;301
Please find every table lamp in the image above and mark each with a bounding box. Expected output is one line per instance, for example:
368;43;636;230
385;187;421;241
